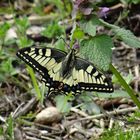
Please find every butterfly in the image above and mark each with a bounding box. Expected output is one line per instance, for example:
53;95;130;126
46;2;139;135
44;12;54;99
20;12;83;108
16;46;114;96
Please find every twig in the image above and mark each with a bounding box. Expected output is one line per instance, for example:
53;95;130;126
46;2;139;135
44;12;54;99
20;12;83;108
12;102;24;118
0;115;6;123
34;123;60;131
70;107;100;126
71;107;89;117
25;135;41;140
25;130;57;140
77;106;138;121
108;118;114;130
12;97;37;119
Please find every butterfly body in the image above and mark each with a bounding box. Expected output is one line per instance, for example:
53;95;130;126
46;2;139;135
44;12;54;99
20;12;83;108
16;47;114;95
61;49;76;78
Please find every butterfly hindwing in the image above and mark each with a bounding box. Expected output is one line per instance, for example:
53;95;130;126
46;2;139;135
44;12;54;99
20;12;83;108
72;57;114;92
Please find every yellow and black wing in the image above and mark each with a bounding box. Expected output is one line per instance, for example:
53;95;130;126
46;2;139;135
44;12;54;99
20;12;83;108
69;57;114;93
17;47;113;94
16;47;66;89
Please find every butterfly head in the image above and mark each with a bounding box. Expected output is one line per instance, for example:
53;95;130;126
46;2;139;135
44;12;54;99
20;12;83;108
72;42;80;55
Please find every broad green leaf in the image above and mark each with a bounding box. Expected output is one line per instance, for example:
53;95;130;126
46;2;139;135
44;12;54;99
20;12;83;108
113;27;140;48
80;34;114;71
112;73;133;85
41;22;64;38
54;38;65;51
95;90;130;98
79;15;101;36
55;95;72;113
71;26;84;40
15;17;30;34
100;19;140;48
80;102;101;114
16;37;33;48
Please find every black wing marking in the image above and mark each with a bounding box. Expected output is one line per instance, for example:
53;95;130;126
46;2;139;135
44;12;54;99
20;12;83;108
17;47;113;94
16;47;67;87
60;57;113;93
72;57;114;93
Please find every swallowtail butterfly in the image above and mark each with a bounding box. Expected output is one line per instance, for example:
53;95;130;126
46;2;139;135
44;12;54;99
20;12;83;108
16;47;114;95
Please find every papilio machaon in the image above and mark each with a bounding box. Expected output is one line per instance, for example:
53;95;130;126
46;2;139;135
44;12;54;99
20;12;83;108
16;47;114;95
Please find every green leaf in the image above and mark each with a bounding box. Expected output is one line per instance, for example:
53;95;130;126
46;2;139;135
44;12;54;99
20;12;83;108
0;126;3;135
79;15;101;36
54;38;65;51
100;19;140;49
113;27;140;48
15;16;30;35
0;22;10;37
17;37;33;48
41;22;64;38
81;102;101;114
6;115;14;140
55;95;72;113
132;0;140;4
71;26;84;40
112;73;133;85
27;66;42;100
110;64;140;109
80;34;114;71
95;90;130;98
0;22;10;45
0;59;14;74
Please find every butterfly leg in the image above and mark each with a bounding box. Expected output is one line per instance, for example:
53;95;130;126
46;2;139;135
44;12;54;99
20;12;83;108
43;88;56;106
46;87;55;97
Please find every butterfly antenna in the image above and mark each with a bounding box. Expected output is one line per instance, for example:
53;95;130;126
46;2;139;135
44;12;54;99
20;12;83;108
59;37;70;49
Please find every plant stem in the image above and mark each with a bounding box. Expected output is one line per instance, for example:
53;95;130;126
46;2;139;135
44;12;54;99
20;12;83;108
27;66;41;100
110;64;140;109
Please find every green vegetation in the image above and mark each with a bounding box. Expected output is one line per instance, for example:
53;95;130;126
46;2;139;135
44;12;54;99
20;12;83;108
0;0;140;139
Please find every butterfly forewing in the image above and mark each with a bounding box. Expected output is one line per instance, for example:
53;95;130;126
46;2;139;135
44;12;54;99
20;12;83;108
16;47;66;87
